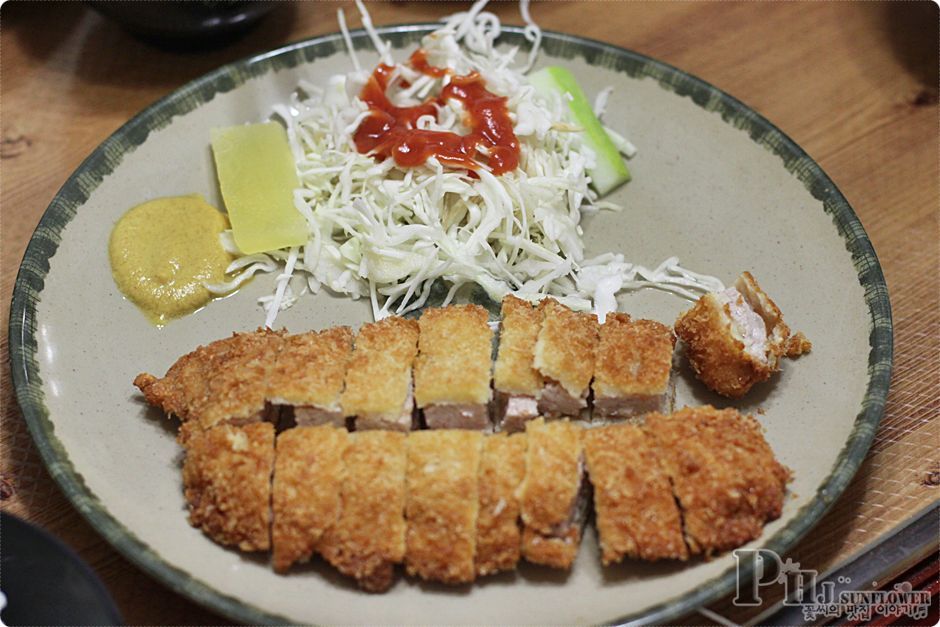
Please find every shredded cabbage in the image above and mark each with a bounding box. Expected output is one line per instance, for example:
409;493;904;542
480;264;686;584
207;0;724;325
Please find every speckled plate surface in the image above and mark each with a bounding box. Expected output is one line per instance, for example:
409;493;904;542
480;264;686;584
9;25;891;625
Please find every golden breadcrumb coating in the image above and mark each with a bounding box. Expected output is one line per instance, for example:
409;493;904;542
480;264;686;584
533;298;598;398
405;430;483;584
584;424;688;563
676;272;805;398
272;426;348;573
519;418;584;569
646;406;791;556
414;305;493;407
135;329;285;440
521;526;580;569
318;431;407;592
785;332;812;358
593;314;676;398
341;317;419;421
475;432;526;576
675;293;774;399
181;422;274;552
134;346;212;422
268;327;353;409
493;295;543;395
520;418;583;534
198;330;283;430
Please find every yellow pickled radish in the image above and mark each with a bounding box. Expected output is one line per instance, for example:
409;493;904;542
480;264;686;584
210;122;309;254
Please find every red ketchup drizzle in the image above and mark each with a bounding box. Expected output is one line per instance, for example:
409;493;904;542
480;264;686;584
353;50;520;175
408;49;447;78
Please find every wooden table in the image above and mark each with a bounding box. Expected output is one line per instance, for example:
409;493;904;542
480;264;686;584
2;2;937;624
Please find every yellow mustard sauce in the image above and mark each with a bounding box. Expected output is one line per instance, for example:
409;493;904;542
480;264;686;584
109;194;233;325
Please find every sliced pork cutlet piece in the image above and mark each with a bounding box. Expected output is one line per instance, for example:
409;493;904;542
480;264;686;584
268;327;353;427
675;272;808;398
318;431;407;592
493;295;543;433
405;430;483;584
475;432;526;577
341;317;419;432
584;424;688;564
646;406;791;555
414;305;493;430
533;298;598;419
519;418;587;569
181;422;275;552
135;329;284;440
196;330;282;433
272;425;348;573
593;314;676;422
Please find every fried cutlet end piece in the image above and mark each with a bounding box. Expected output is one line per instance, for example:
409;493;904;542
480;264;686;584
414;305;493;429
593;314;676;420
519;418;586;569
533;298;598;417
676;272;807;399
475;432;526;576
405;430;483;584
675;292;768;398
646;406;791;555
134;344;212;422
141;329;285;444
181;422;274;552
584;424;688;563
318;431;407;592
341;317;420;432
493;296;543;431
272;426;348;573
268;327;353;427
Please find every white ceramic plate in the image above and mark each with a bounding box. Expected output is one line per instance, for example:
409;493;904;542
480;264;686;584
10;25;891;624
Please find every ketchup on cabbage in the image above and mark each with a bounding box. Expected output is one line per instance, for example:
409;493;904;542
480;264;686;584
353;50;520;175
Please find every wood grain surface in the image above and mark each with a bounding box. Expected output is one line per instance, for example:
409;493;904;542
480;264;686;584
2;2;937;624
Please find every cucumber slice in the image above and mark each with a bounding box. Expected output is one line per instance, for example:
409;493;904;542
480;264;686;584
528;66;631;196
211;122;309;254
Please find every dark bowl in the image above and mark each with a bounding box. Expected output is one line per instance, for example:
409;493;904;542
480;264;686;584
87;1;277;50
0;513;123;626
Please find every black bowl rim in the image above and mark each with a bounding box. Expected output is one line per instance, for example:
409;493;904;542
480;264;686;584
0;512;124;625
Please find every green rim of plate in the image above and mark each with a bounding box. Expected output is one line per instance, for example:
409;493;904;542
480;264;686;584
9;24;892;626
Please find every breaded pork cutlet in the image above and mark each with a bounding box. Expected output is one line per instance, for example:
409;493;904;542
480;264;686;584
584;424;688;564
405;430;483;584
593;314;676;421
318;431;407;592
272;425;348;573
675;272;810;398
134;344;213;423
414;305;493;430
493;295;543;433
646;406;791;555
533;298;598;419
135;329;284;441
475;432;526;576
341;317;419;432
519;418;587;569
199;330;283;426
268;327;353;427
181;422;274;552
